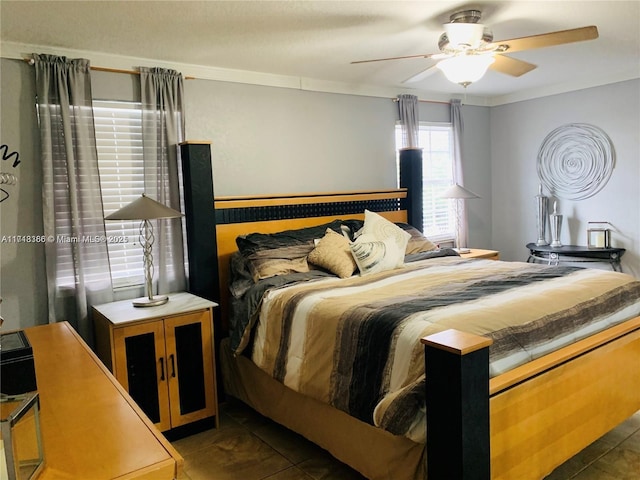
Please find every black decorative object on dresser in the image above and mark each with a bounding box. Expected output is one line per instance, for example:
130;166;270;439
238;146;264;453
0;330;37;395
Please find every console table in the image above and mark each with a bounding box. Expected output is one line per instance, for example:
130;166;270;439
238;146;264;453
24;322;183;479
526;243;625;272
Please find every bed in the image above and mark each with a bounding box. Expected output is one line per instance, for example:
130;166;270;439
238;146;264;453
208;188;640;480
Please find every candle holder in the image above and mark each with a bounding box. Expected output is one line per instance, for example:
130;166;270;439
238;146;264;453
549;201;563;248
535;185;549;246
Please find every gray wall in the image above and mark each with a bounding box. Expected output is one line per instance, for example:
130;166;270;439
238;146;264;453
9;62;636;328
0;59;47;333
185;80;397;195
491;79;640;276
0;58;492;330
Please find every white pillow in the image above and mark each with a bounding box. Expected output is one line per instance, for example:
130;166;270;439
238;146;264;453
350;234;403;275
359;210;411;267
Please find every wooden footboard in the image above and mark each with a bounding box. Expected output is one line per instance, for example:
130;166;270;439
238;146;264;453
423;316;640;480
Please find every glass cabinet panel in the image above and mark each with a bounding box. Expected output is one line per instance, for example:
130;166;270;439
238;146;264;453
165;310;216;428
124;332;160;423
174;323;206;415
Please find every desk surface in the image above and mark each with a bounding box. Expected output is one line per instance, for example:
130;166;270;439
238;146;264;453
25;322;183;480
526;243;626;256
526;243;625;272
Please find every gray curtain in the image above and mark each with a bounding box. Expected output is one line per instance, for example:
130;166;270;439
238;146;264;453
139;67;187;295
397;94;419;148
450;98;468;248
34;53;113;344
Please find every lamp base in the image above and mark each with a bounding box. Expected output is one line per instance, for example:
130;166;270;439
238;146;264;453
132;295;169;308
454;247;471;254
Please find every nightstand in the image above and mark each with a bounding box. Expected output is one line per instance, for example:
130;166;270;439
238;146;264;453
459;249;500;260
93;292;218;434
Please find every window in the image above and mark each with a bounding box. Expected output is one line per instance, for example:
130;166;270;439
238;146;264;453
395;123;455;243
94;100;145;288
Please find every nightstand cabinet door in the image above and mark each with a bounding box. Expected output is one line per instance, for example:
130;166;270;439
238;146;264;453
113;321;172;432
164;310;217;428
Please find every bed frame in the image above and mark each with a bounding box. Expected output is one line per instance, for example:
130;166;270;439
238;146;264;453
210;189;640;480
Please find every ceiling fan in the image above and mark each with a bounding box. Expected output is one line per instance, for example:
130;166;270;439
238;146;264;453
351;10;599;87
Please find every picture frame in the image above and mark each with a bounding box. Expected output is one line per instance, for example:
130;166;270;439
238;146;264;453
587;222;611;249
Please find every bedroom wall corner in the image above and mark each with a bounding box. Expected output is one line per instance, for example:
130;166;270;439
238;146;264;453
490;79;640;277
459;104;492;250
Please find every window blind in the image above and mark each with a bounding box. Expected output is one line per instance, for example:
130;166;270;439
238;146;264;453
43;103;114;289
94;100;145;288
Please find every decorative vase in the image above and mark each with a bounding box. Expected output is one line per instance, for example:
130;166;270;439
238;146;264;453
549;201;563;247
535;184;549;246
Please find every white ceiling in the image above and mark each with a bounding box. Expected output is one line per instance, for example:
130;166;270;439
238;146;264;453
1;1;639;105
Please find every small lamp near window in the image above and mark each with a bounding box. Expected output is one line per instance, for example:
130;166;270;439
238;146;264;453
440;183;480;253
106;194;183;307
587;221;612;249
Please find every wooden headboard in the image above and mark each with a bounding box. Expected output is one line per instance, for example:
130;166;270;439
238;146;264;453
214;188;409;332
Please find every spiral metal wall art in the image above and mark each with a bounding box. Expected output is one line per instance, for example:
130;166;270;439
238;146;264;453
536;123;615;200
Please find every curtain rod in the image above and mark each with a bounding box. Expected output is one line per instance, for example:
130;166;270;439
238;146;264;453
24;58;195;79
392;98;450;105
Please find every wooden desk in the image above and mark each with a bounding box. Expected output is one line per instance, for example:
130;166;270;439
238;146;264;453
24;322;183;480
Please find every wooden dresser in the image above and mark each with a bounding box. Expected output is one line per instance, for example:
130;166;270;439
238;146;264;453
24;322;183;480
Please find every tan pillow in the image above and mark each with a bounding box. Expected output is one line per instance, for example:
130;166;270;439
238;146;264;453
308;229;357;278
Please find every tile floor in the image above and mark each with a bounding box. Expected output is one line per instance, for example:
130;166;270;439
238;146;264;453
173;399;640;480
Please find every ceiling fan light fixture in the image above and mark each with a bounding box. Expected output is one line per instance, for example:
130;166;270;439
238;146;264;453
437;54;495;87
443;23;486;49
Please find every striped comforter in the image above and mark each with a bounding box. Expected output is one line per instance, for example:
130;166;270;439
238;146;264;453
246;257;640;442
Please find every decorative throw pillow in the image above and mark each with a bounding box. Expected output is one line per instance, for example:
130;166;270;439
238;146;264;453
308;229;357;278
359;210;411;267
236;220;345;281
397;223;438;254
350;234;403;275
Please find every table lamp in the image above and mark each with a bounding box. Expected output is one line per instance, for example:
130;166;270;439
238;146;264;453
106;194;183;307
440;183;480;253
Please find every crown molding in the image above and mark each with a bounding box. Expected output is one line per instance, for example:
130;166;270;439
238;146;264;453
488;69;640;106
1;41;488;106
6;41;633;107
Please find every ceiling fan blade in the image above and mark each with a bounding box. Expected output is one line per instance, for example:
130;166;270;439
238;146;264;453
490;55;537;77
403;64;439;83
351;52;440;64
491;26;598;54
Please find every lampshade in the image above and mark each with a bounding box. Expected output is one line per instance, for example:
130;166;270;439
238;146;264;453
440;183;481;199
105;193;182;307
437;54;495;87
106;193;183;221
